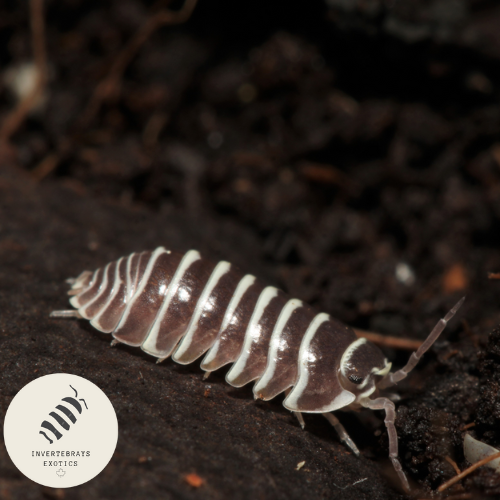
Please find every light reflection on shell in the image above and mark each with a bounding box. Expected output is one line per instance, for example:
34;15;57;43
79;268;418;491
464;434;500;472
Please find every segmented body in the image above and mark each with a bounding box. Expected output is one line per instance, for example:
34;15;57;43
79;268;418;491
53;246;465;493
65;247;359;412
40;385;87;445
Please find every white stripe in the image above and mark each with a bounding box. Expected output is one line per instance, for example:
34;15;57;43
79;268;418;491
112;247;167;332
77;263;111;317
358;384;377;399
253;298;303;398
226;286;279;384
282;313;329;410
130;251;145;300
340;338;367;379
69;269;98;308
372;359;392;377
90;257;125;331
71;270;93;291
173;261;231;363
283;313;355;413
201;274;256;368
141;250;201;356
125;252;137;300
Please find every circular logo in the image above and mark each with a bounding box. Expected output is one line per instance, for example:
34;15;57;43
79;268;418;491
4;373;118;488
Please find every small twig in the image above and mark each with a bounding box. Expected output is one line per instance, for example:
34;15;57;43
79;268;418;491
461;422;476;431
77;0;198;129
437;451;500;492
0;0;47;145
31;151;61;181
31;137;72;181
354;328;423;351
32;0;197;181
461;318;479;349
31;0;47;73
488;272;500;280
445;456;461;476
441;349;459;361
332;477;367;490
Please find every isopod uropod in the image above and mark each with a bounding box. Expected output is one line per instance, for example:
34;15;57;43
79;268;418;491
50;246;465;492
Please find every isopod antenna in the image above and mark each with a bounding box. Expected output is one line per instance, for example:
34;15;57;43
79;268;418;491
379;296;465;389
70;384;88;410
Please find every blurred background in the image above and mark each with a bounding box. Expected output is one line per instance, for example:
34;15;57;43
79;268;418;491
1;1;500;498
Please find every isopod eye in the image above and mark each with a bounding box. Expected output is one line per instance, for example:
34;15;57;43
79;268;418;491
348;374;363;384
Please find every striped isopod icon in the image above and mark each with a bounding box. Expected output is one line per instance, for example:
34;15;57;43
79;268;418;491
39;385;88;444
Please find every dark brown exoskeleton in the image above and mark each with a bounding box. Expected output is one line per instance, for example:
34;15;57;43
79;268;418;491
51;247;464;492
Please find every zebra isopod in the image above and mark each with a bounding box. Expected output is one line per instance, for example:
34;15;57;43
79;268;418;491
50;246;465;493
40;385;88;445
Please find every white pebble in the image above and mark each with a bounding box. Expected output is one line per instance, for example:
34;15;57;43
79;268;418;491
395;262;416;286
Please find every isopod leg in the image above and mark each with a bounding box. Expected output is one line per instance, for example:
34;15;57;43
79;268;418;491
322;413;360;456
294;412;305;429
203;371;211;380
50;310;83;318
284;388;305;428
363;397;410;493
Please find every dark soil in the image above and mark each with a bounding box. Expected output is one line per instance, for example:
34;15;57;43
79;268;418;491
1;1;500;499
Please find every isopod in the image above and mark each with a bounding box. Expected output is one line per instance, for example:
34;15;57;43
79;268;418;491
40;385;88;445
50;247;464;492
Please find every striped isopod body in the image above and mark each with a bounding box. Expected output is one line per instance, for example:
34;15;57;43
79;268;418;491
51;247;464;492
40;385;88;445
